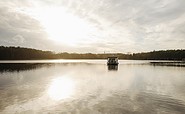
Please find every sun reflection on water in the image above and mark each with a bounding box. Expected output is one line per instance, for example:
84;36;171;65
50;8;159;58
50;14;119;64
47;76;75;100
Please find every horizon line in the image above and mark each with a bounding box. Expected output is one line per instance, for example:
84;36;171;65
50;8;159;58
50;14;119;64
0;45;184;54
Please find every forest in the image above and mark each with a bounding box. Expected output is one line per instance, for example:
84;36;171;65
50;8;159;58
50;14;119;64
0;46;185;60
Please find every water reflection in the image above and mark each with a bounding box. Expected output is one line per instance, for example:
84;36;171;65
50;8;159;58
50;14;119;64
108;65;118;71
47;77;75;100
0;60;185;113
0;63;51;72
150;61;185;67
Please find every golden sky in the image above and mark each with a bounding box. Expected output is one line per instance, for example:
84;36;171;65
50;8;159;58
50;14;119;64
0;0;185;53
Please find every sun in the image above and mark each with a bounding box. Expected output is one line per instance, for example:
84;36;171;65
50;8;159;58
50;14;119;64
33;7;92;46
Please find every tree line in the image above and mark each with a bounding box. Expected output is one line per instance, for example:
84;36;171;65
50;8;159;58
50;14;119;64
0;46;184;60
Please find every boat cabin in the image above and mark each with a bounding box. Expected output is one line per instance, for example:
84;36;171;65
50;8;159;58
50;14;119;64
107;57;119;65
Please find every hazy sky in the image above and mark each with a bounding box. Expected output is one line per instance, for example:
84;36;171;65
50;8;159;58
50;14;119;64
0;0;185;53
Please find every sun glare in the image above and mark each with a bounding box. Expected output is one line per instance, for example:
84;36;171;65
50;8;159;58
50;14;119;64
47;77;75;100
33;7;92;46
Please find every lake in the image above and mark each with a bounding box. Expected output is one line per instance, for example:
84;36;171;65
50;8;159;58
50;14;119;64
0;60;185;114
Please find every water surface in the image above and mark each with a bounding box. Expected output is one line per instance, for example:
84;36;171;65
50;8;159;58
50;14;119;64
0;60;185;114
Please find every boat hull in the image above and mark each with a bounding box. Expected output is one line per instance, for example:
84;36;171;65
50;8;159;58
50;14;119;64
107;63;119;65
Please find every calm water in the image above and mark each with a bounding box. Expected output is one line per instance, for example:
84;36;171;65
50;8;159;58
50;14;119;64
0;60;185;114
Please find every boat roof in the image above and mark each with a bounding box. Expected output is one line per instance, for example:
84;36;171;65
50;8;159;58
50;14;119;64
107;57;118;58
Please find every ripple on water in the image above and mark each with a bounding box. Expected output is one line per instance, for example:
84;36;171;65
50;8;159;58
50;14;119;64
92;90;185;114
36;90;185;114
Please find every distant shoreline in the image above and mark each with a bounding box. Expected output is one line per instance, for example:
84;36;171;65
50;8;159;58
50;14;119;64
0;59;184;61
0;46;185;61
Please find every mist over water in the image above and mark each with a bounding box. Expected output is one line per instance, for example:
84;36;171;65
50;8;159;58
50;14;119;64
0;60;185;114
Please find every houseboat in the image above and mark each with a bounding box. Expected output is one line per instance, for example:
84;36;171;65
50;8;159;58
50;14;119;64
107;57;119;65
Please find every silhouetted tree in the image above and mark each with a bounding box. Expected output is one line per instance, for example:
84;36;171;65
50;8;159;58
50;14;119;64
0;46;184;60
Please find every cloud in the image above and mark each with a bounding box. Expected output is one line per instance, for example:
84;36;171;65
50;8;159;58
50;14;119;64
0;3;56;51
59;0;185;52
0;0;184;53
12;35;24;44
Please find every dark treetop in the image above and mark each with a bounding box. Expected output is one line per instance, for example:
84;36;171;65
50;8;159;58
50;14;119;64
0;46;185;60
